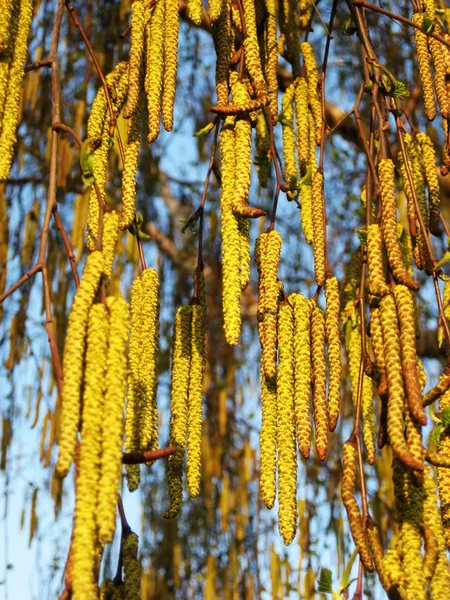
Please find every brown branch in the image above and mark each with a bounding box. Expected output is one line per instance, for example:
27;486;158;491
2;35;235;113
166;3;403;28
52;123;82;148
122;447;176;464
24;59;53;73
52;206;80;288
0;264;42;304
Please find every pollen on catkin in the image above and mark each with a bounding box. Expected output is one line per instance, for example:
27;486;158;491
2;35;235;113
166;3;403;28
72;303;109;600
367;223;389;297
300;42;322;145
102;211;119;283
295;77;309;174
325;277;341;432
281;82;298;199
416;132;441;236
369;306;388;398
312;170;326;286
260;361;277;509
311;304;328;461
164;305;192;518
98;296;130;544
276;302;297;545
145;0;165;142
412;12;436;121
56;251;104;478
123;0;146;119
241;0;267;97
378;159;419;291
162;0;180;131
261;230;282;380
429;34;450;119
122;532;142;599
366;518;391;593
212;1;233;107
265;0;278;115
120;93;143;231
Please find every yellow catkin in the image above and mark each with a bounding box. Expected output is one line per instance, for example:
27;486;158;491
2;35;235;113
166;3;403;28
123;533;141;599
187;0;202;26
145;0;165;142
72;303;109;600
291;293;312;458
0;0;32;180
276;302;297;545
311;305;328;461
238;216;251;292
312;170;326;286
260;362;277;509
265;0;278;115
102;211;119;283
187;270;207;497
209;0;222;22
120;93;143;230
241;0;267;97
220;117;241;346
324;277;341;432
429;34;450;118
366;518;391;592
367;223;389;297
341;437;374;571
393;285;427;425
261;230;282;380
0;0;15;54
412;13;436;121
437;388;450;549
56;251;104;478
300;42;322;145
123;0;146;119
281;82;298;198
379;293;423;472
369;306;388;398
255;110;270;187
98;296;130;544
382;543;405;593
212;0;233;107
378;159;419;290
164;305;192;518
162;0;179;131
416;132;441;236
295;77;309;174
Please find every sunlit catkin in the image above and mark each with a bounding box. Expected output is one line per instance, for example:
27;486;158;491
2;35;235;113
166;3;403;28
120;94;143;231
56;251;104;478
164;305;192;518
429;34;450;118
300;42;322;145
212;1;233;106
162;0;180;131
311;305;328;461
412;13;436;121
72;303;109;600
281;83;298;198
379;293;423;472
291;293;312;458
366;518;391;592
378;159;419;290
123;0;146;119
341;437;374;571
265;0;278;115
241;0;267;97
146;0;165;142
312;170;326;286
255;110;270;187
369;307;388;398
98;296;130;544
187;270;206;498
0;0;32;181
261;230;282;380
416;132;441;236
123;532;141;599
393;285;427;425
260;363;277;509
367;223;389;297
102;211;119;283
325;277;341;432
295;77;309;173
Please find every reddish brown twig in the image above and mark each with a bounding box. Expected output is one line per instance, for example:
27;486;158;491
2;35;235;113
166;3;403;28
122;446;176;464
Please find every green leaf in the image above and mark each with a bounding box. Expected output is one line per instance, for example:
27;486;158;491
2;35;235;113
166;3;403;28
278;113;294;129
357;229;368;247
194;121;215;137
441;407;450;426
431;424;444;446
318;568;333;594
436;250;450;269
339;548;358;592
422;16;434;34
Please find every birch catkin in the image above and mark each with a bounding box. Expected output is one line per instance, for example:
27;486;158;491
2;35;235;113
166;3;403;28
120;93;143;231
312;170;326;286
260;230;282;380
324;277;341;432
123;0;146;119
311;305;328;461
412;12;436;121
146;0;165;142
367;223;389;298
162;0;180;132
260;362;277;508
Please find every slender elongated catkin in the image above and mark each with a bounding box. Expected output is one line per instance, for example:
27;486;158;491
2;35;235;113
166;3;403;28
312;171;326;286
301;42;322;145
295;77;309;173
366;518;391;592
277;302;297;545
122;533;141;599
72;303;109;600
120;94;143;231
146;0;165;142
56;251;104;478
162;0;180;131
260;363;277;509
429;35;450;118
261;230;282;380
416;132;441;236
325;277;341;431
124;0;146;118
241;0;267;97
281;83;298;198
311;305;328;461
367;223;389;297
369;306;388;398
265;0;278;115
102;211;119;283
98;296;130;544
212;0;233;106
412;13;436;121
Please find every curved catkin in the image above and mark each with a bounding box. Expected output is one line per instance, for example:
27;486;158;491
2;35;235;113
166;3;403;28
369;307;388;398
367;223;389;297
0;0;32;181
123;0;146;119
123;532;141;599
120;94;143;231
295;77;309;173
324;277;341;432
72;303;109;600
291;293;312;458
220;118;241;346
416;132;441;236
260;363;277;509
276;302;297;545
164;305;192;518
187;271;207;498
393;285;427;425
233;113;262;218
162;0;180;131
281;83;298;198
56;251;104;478
312;170;326;286
145;0;165;142
102;211;119;283
366;518;391;592
241;0;266;97
378;159;419;291
341;438;374;572
261;230;282;380
311;305;328;461
98;296;130;544
379;293;423;472
300;42;322;145
412;13;436;121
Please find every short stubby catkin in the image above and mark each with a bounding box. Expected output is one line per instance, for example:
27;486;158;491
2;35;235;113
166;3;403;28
98;296;130;544
312;170;326;286
324;277;341;432
311;304;328;461
261;230;282;380
56;251;104;478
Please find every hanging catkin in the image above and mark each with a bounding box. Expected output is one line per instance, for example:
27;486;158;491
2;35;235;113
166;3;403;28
325;277;341;432
265;0;278;115
122;532;142;599
311;170;326;286
56;251;104;478
412;12;436;121
311;304;328;461
123;0;146;119
281;82;298;199
72;303;109;600
146;0;165;142
416;132;441;236
162;0;180;131
260;362;277;509
98;296;130;544
241;0;267;98
187;270;207;497
102;211;119;283
366;518;391;593
369;306;388;398
367;223;389;297
295;77;309;174
276;302;297;545
212;0;233;107
260;230;282;380
120;91;143;231
255;110;270;187
164;305;192;517
300;42;322;145
429;33;450;118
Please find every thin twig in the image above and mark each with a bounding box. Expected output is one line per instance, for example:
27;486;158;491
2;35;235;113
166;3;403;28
122;446;176;464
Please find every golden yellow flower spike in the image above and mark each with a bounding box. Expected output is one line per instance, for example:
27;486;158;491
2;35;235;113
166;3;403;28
102;211;119;284
162;0;180;131
291;293;312;458
260;363;277;509
0;0;15;54
300;42;322;145
369;306;388;398
393;285;427;425
123;0;146;119
382;542;405;594
187;270;207;497
312;170;326;287
437;388;450;550
367;223;389;297
341;437;374;572
145;0;165;142
276;302;298;545
295;77;309;174
265;0;278;115
187;0;202;26
0;0;33;181
0;0;18;130
325;277;341;432
255;110;270;187
429;34;450;119
120;92;143;231
311;304;328;461
366;518;391;593
56;251;104;478
220;117;242;346
379;293;423;472
241;0;267;98
412;12;436;121
72;303;109;600
123;532;142;599
261;230;282;380
281;82;298;199
416;132;441;236
164;305;192;518
212;1;233;107
209;0;222;23
238;216;251;292
378;159;419;291
98;296;130;544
